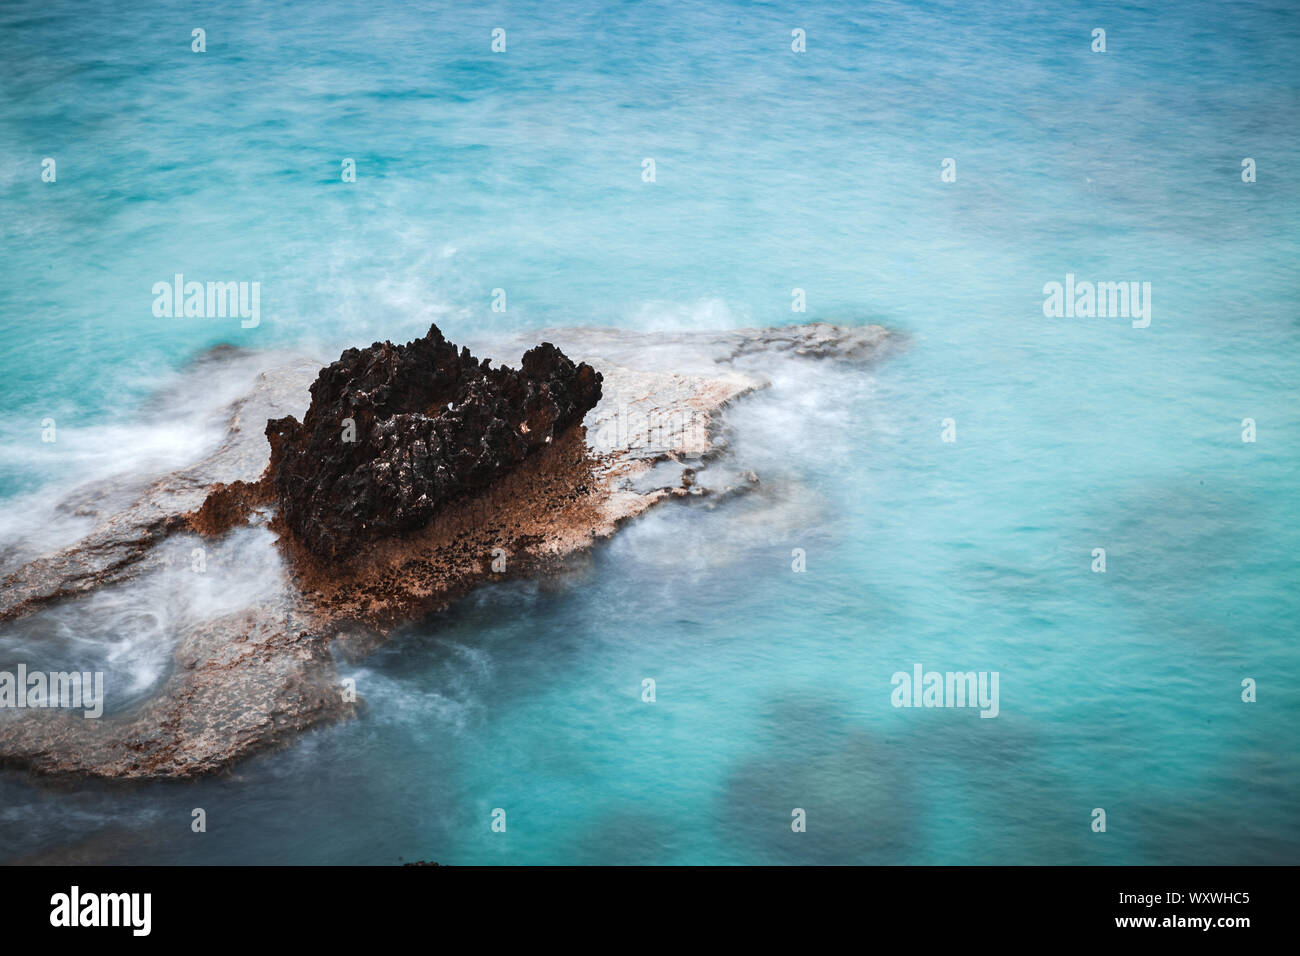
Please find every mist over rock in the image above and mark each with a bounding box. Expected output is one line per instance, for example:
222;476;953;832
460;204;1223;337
264;324;602;559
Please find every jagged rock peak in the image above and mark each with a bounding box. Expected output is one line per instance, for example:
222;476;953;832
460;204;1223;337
264;324;602;559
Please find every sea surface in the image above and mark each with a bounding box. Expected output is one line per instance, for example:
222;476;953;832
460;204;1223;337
0;0;1297;864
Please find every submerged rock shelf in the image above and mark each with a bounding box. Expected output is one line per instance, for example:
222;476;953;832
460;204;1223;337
0;322;891;779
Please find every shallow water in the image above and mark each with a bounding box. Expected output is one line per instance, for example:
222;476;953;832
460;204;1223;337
0;0;1297;864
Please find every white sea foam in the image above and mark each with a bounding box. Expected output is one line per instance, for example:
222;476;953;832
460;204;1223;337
623;297;752;332
0;528;288;708
0;344;300;704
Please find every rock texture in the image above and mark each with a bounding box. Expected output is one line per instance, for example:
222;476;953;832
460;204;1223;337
264;326;602;559
0;322;893;779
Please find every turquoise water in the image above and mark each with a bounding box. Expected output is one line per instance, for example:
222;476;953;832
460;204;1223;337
1;0;1298;863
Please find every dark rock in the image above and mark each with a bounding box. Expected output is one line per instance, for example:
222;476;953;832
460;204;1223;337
263;324;602;559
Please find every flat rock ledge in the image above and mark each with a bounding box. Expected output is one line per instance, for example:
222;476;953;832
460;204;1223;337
0;322;892;779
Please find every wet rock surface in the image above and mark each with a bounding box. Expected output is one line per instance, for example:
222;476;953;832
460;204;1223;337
0;322;893;779
0;354;320;624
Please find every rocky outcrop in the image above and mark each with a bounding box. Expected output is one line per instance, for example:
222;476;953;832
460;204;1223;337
0;322;893;778
263;326;602;560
